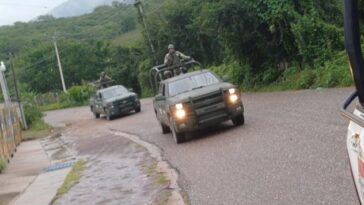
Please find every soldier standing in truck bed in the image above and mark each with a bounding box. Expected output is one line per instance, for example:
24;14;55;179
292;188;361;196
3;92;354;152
164;44;191;76
98;72;112;89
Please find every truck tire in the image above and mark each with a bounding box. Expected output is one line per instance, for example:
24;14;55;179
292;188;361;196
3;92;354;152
161;122;171;134
169;117;185;144
94;112;100;119
232;114;244;126
135;106;141;113
106;110;112;121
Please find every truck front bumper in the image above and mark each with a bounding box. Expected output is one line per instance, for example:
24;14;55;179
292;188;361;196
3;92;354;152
172;102;244;133
108;101;140;116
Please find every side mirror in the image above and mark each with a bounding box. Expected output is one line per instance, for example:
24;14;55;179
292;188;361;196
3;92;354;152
155;94;166;101
223;75;230;82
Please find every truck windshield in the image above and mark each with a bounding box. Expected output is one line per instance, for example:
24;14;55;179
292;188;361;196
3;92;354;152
103;87;128;99
168;72;220;97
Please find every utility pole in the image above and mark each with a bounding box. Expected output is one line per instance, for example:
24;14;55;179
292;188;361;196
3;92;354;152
9;54;28;129
134;0;158;65
53;35;67;92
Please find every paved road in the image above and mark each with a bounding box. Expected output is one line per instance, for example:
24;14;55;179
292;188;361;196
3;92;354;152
45;88;359;205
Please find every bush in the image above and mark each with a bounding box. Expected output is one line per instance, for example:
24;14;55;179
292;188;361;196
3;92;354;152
296;69;316;89
314;51;352;88
24;103;43;126
68;85;94;103
210;60;254;88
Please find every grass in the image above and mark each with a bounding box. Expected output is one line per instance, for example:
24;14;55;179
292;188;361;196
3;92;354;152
146;162;169;186
0;159;6;173
157;175;168;185
52;160;87;203
22;118;51;141
147;163;158;177
40;102;86;112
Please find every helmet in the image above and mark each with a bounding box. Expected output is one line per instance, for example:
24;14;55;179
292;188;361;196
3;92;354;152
101;71;105;76
168;44;175;49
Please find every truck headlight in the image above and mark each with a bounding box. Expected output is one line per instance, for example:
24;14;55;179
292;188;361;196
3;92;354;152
174;103;186;119
228;88;239;103
175;109;186;119
229;94;238;103
175;103;183;110
229;88;236;94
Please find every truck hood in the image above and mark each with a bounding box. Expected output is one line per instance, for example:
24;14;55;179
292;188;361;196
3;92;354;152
168;82;234;104
104;93;137;104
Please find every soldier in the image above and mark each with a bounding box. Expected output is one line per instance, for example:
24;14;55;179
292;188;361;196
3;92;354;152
98;72;112;89
164;44;191;75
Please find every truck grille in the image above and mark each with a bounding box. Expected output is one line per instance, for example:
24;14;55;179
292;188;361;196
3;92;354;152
114;97;134;110
190;91;228;124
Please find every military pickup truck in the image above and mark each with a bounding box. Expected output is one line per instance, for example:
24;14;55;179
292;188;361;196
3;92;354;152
150;60;244;143
90;85;141;120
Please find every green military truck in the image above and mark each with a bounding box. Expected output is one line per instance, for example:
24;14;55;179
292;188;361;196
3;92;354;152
150;60;244;143
90;85;141;121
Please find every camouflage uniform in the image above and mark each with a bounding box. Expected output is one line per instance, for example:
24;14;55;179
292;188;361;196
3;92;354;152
164;51;191;67
98;72;112;89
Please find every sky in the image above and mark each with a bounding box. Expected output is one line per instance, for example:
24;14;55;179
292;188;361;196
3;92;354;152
0;0;68;26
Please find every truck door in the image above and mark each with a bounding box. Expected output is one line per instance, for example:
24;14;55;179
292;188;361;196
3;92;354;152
155;83;167;123
95;92;103;113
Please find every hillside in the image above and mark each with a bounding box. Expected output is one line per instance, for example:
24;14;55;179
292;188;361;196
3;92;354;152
50;0;134;18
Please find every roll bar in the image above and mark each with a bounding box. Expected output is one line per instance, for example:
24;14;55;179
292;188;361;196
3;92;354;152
344;0;364;105
91;80;115;90
149;60;204;94
341;0;364;123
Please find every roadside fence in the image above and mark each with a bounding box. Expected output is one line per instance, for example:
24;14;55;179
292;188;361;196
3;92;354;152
0;105;22;163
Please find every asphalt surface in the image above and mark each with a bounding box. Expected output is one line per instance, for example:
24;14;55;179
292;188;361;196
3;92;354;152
45;87;360;205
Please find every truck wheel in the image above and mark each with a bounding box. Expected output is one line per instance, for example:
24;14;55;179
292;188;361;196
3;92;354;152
135;106;141;113
232;114;244;126
94;112;100;119
161;122;171;134
169;117;185;144
106;110;112;121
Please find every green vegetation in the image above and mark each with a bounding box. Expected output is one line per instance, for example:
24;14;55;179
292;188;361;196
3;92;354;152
254;51;353;91
52;160;86;203
146;162;169;185
0;159;6;173
0;0;359;110
157;175;168;185
22;93;51;140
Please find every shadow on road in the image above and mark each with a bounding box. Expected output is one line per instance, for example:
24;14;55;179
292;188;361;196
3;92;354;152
184;122;239;143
